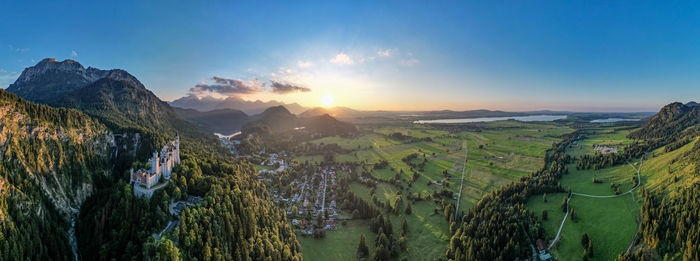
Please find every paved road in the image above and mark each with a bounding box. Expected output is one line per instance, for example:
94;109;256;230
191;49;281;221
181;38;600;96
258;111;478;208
548;155;644;250
454;143;468;222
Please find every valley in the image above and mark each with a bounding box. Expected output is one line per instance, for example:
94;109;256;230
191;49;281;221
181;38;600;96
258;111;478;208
0;57;697;261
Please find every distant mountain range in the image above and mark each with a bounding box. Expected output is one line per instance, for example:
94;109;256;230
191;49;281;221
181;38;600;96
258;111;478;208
169;94;308;115
175;105;357;136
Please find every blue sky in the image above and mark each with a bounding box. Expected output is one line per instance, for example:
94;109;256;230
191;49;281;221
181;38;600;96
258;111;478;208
1;1;699;111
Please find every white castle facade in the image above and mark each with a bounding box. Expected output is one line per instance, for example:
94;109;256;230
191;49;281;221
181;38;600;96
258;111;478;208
130;134;181;188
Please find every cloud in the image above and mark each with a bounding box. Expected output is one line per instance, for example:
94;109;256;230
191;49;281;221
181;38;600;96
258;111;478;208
189;76;264;97
330;53;354;65
71;50;78;57
297;60;313;68
399;58;419;66
270;80;311;94
377;49;393;57
8;45;29;52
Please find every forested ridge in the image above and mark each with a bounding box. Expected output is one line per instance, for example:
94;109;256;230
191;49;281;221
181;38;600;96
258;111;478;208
615;103;700;260
77;148;303;260
0;89;112;260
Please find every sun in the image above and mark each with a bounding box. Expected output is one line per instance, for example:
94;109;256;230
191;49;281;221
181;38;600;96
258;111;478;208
321;94;334;107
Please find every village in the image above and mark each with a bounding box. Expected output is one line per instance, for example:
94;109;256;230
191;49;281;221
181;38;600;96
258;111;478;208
255;152;348;237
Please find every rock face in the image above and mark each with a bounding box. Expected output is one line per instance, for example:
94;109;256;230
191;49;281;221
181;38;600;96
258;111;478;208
7;58;196;137
6;58;138;103
0;89;113;217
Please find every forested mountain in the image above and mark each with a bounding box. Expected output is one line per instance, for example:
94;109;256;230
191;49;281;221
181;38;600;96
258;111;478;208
174;108;251;135
298;106;359;119
628;102;700;140
243;105;357;136
2;59;303;260
0;89;113;260
244;106;300;133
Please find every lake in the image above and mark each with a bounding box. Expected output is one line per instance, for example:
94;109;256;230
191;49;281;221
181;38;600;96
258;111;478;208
413;115;567;124
590;118;641;123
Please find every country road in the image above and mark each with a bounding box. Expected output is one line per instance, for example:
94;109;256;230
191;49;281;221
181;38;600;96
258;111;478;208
454;143;468;221
548;155;644;250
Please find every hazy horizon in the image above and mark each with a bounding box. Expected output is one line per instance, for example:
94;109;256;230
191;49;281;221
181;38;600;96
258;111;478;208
2;1;700;112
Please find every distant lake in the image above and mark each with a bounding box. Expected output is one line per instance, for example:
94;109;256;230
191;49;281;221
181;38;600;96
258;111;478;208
214;131;241;139
590;118;641;123
414;115;567;124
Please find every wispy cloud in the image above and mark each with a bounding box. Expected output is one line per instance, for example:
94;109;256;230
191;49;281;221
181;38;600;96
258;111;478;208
189;76;264;97
399;52;419;66
377;48;393;57
330;53;354;65
0;69;19;88
8;45;29;52
297;60;313;68
270;80;311;94
71;50;78;57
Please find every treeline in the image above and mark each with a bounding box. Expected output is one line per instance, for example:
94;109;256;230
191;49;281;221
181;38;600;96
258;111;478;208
369;214;401;260
446;131;580;260
340;189;380;219
387;132;433;143
576;152;630;170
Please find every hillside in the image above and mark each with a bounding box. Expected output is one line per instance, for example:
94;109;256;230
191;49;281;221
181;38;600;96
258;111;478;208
0;89;113;260
243;105;357;136
628;102;700;140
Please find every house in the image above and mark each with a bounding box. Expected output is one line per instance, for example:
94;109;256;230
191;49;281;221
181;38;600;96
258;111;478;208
536;239;552;261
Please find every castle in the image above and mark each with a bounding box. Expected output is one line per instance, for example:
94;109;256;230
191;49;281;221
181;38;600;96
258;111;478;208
130;134;180;189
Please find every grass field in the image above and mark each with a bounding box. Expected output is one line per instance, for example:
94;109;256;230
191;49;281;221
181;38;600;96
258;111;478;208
527;193;569;240
567;126;636;157
525;124;658;260
297;220;377;260
553;194;640;261
297;122;574;259
559;163;638;196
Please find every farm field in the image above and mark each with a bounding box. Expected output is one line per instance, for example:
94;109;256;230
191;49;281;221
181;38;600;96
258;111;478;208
296;121;574;260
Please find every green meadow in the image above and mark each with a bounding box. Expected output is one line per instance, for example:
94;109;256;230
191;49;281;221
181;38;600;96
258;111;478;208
297;122;574;259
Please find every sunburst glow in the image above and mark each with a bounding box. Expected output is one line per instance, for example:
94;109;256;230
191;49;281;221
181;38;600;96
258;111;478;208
321;94;334;107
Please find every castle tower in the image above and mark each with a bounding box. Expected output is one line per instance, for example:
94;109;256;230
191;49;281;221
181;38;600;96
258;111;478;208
175;133;180;164
150;151;159;175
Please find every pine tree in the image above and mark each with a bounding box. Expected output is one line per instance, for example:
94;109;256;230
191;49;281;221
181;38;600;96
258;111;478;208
357;234;369;259
581;232;589;248
401;216;408;236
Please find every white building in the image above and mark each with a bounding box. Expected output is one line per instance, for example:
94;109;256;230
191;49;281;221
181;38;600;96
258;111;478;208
130;134;180;188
